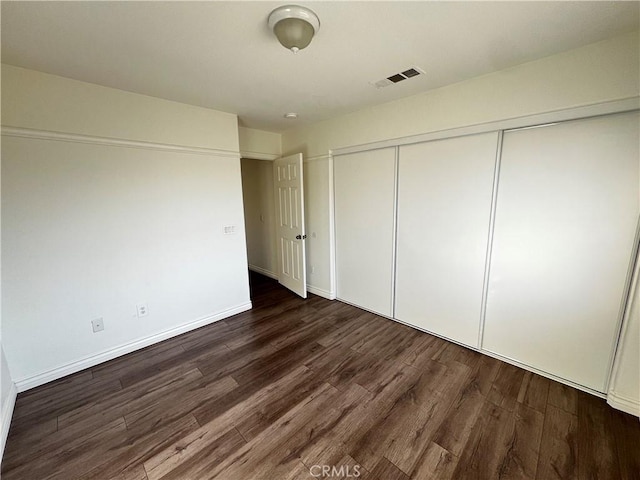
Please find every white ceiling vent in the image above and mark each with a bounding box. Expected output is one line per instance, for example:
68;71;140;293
371;67;424;88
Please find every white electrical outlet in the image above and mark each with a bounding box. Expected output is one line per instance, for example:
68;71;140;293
91;318;104;333
311;266;316;274
136;303;149;318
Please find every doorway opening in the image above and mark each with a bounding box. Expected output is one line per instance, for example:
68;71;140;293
240;155;308;300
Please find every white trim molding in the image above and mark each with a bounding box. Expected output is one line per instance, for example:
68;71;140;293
607;225;640;416
240;150;279;161
307;285;335;300
1;382;17;462
607;391;640;417
1;126;241;158
303;154;331;163
249;264;278;280
241;153;332;162
328;154;337;301
14;302;252;392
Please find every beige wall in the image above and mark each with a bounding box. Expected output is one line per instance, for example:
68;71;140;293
2;64;239;151
2;66;249;388
239;127;281;159
281;30;640;306
241;158;278;277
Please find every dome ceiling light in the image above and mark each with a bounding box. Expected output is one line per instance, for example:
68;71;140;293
268;5;320;54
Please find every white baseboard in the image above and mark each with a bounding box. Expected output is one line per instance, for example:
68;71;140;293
15;302;252;392
307;285;336;300
1;381;18;462
249;265;278;280
607;391;640;418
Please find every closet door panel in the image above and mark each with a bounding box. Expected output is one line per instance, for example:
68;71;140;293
334;148;396;316
484;111;639;392
395;132;498;347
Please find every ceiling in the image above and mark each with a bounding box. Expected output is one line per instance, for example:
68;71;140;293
2;1;638;133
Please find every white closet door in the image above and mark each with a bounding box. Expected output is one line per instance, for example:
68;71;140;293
484;111;639;392
334;148;396;316
395;132;499;347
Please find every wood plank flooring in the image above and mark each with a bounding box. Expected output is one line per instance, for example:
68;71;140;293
3;272;639;479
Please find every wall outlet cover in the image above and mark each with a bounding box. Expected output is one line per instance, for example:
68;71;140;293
91;318;104;333
136;303;149;318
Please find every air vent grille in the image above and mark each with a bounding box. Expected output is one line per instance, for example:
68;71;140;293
387;73;406;83
371;67;424;89
401;68;420;78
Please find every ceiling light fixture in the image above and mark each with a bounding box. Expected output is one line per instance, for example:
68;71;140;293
284;112;298;119
268;5;320;54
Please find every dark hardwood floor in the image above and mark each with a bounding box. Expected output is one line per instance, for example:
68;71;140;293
3;272;639;479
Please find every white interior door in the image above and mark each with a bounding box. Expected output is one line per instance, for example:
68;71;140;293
395;132;499;347
484;111;639;392
274;153;307;298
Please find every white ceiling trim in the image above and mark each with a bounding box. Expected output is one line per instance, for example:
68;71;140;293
240;150;279;161
1;126;241;158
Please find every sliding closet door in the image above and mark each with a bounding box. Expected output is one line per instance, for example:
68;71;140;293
334;148;396;316
395;132;498;347
484;111;639;392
